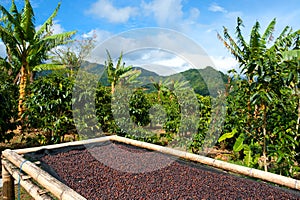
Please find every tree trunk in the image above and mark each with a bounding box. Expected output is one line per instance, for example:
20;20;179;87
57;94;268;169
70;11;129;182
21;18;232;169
296;94;300;140
2;163;15;200
18;65;27;118
111;82;115;94
262;103;268;172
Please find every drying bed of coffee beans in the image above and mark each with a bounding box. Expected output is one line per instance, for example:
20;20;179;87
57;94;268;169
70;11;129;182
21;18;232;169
40;142;300;199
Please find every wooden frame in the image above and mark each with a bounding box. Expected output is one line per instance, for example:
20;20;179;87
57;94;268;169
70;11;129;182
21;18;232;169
2;135;300;199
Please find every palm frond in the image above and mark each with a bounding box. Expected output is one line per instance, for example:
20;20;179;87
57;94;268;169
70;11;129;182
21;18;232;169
217;28;244;63
105;49;113;65
273;28;297;51
249;21;261;49
20;0;35;40
283;50;300;61
117;66;132;77
124;69;141;84
224;26;244;62
33;63;66;71
0;26;19;50
235;17;248;53
277;26;292;40
35;2;61;39
262;18;276;42
38;31;76;50
105;50;115;82
0;4;23;34
9;0;21;24
116;51;124;69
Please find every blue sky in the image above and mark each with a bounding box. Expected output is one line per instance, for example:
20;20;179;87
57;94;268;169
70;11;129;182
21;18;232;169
1;0;299;74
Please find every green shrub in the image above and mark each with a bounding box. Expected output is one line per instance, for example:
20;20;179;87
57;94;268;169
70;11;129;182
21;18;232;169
24;71;75;144
0;71;18;142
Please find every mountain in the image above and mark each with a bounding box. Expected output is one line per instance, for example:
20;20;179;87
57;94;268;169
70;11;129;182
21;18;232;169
80;61;228;96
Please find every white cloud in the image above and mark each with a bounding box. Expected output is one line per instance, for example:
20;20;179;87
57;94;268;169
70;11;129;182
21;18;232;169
82;29;112;44
209;3;227;13
86;0;137;23
50;20;65;35
142;0;183;27
141;0;200;30
36;20;65;35
87;28;218;77
210;56;239;73
123;49;193;75
189;8;200;21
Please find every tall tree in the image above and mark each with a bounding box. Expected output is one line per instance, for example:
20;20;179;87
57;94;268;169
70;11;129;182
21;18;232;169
0;0;76;118
105;50;140;94
282;46;300;138
218;18;299;172
50;34;96;77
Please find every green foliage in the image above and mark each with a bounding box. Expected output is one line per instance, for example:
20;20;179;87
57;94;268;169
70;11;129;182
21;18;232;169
0;0;76;118
218;128;238;143
0;69;18;142
233;133;244;152
129;90;151;126
95;85;117;134
105;51;141;94
219;17;300;176
190;95;211;153
23;71;75;144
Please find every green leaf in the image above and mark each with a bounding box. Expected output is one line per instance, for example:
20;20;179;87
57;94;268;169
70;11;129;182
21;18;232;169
250;92;260;104
243;144;252;166
35;2;61;39
283;50;300;61
262;18;276;42
33;63;66;71
20;0;35;40
218;128;238;143
263;75;271;82
233;133;244;152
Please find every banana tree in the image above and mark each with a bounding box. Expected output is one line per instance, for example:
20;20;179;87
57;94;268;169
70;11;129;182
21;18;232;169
0;0;76;118
283;48;300;138
218;18;299;172
105;50;141;94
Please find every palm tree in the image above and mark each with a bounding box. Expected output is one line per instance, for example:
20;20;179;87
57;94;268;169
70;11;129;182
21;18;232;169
151;78;169;103
218;17;299;172
105;50;140;94
0;0;76;118
283;48;300;139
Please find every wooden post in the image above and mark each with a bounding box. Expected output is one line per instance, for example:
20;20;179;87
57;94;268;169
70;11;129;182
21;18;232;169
2;159;52;200
2;163;15;200
2;149;86;200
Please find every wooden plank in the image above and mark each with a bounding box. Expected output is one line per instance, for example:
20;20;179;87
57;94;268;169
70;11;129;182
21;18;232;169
2;159;52;200
14;135;114;154
2;149;86;200
112;135;300;190
8;134;300;194
2;163;15;200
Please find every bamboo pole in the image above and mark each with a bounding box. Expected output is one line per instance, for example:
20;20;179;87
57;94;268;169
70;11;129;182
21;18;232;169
111;135;300;190
2;162;15;200
2;149;86;200
7;134;300;196
2;159;52;200
14;135;114;154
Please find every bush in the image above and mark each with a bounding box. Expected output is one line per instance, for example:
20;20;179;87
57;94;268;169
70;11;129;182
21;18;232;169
24;71;76;144
0;71;18;142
